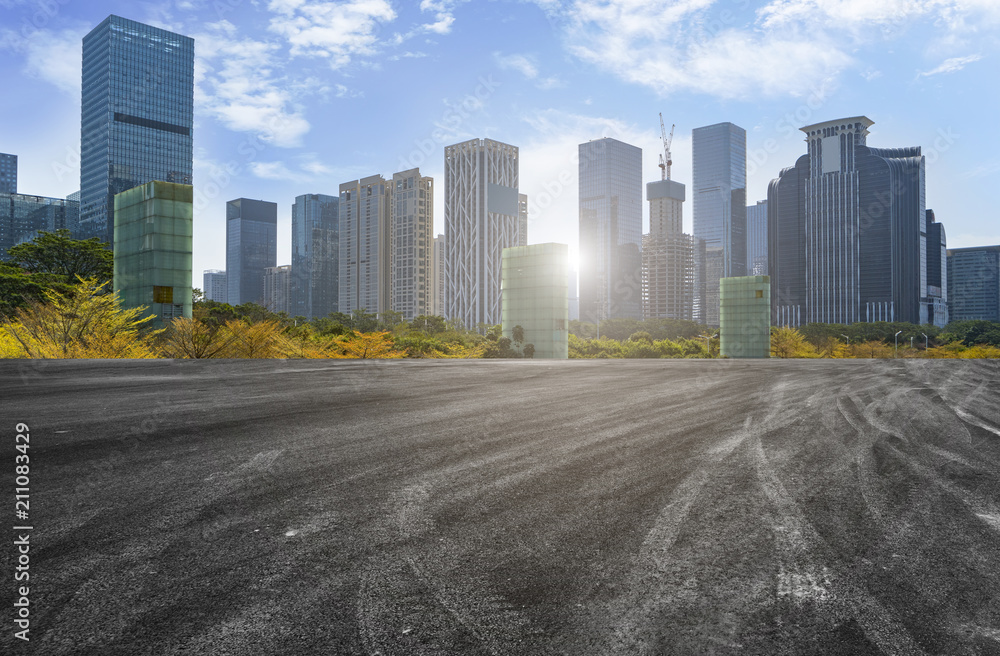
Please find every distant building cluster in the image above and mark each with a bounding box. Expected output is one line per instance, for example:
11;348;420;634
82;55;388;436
6;12;998;347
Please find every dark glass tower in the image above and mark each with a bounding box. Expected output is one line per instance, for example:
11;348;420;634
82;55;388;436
226;199;277;306
692;123;747;326
767;117;944;327
0;153;17;194
291;193;339;319
578;137;643;322
948;246;1000;322
79;15;194;245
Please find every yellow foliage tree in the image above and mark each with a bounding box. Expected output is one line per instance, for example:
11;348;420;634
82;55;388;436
160;317;236;358
2;278;161;358
332;331;406;359
222;319;290;358
770;326;819;358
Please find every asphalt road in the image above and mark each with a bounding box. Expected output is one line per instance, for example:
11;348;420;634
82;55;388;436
3;358;1000;655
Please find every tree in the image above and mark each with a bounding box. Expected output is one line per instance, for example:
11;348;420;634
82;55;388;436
523;343;535;359
512;325;525;346
770;326;818;358
159;317;236;358
7;230;113;286
2;278;161;358
223;319;289;358
336;331;405;359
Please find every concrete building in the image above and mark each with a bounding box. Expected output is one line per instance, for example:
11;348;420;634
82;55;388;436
339;175;391;315
642;178;694;321
391;169;434;321
263;265;291;315
578;137;643;323
433;233;445;317
501;243;569;359
518;193;528;247
445;138;520;328
693;122;747;326
0;193;80;257
291;193;338;319
226;198;277;306
113;181;192;325
79;16;194;245
948;245;1000;322
767;117;946;327
747;200;768;276
203;269;227;304
0;153;16;194
719;275;770;359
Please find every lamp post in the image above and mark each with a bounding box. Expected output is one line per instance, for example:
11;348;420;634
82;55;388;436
840;334;850;344
704;333;718;358
895;330;903;358
910;336;914;349
922;332;928;350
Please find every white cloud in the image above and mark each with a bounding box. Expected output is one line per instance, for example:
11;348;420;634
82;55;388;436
757;0;931;29
419;0;465;34
494;52;538;79
194;25;311;147
918;54;982;77
250;155;332;182
267;0;396;67
0;27;84;96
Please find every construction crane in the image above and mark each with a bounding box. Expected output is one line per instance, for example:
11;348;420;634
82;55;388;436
658;113;674;181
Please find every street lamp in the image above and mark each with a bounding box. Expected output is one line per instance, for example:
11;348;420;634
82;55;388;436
895;330;903;357
840;334;850;344
922;332;928;350
704;332;718;358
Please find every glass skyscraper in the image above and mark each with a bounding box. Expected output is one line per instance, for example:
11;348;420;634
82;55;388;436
79;15;194;245
226;198;277;306
291;193;339;319
0;153;16;194
746;200;768;276
578;137;643;323
948;246;999;322
692;123;747;326
0;193;80;258
501;243;569;359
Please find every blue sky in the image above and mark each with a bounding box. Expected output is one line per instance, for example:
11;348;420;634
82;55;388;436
2;0;999;286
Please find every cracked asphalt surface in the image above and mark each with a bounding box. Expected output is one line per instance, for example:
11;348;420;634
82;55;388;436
3;358;1000;655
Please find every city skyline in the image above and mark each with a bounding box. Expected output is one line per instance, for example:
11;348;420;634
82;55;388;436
2;2;999;288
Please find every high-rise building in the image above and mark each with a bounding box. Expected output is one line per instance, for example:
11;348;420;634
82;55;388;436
719;276;770;359
0;193;80;257
226;198;277;306
79;15;194;246
291;193;339;319
747;200;768;276
501;243;569;359
518;193;528;247
925;210;948;327
642;178;694;321
203;269;227;303
767;117;944;327
578;137;643;323
692;122;747;326
340;175;391;315
113;181;192;325
0;153;16;194
263;265;291;315
391;168;434;321
433;234;445;317
444;138;520;328
948;246;999;322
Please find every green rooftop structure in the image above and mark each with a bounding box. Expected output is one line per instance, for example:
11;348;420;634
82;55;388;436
501;243;569;359
113;181;193;326
720;275;771;358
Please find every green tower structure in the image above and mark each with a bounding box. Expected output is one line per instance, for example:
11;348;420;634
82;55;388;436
501;243;569;359
720;275;771;358
113;181;193;326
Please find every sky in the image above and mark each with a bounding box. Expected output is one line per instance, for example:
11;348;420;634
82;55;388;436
1;0;999;287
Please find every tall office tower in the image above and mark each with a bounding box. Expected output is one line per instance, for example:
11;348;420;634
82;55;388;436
226;198;277;306
79;16;194;245
578;137;643;323
692;122;747;326
263;265;291;314
203;269;227;303
433;234;445;316
390;168;434;321
339;175;391;315
0;153;16;193
642;177;694;320
444;138;520;328
291;193;339;319
768;117;942;326
746;200;768;276
501;243;570;359
925;210;948;327
113;181;192;325
948;246;999;322
0;193;80;258
518;193;528;246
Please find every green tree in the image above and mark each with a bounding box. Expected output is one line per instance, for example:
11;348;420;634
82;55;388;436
7;229;113;286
